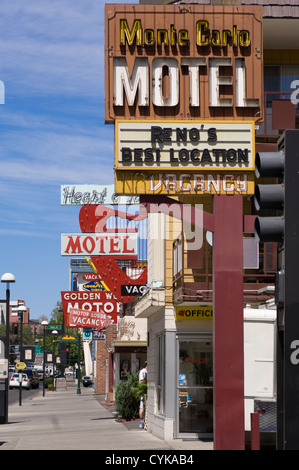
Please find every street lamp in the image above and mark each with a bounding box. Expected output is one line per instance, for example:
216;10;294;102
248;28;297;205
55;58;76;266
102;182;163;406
77;332;81;395
0;273;15;425
41;320;48;397
17;305;26;407
51;330;58;391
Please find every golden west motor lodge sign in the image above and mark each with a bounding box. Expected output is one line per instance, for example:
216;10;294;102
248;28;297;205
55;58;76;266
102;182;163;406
105;4;263;196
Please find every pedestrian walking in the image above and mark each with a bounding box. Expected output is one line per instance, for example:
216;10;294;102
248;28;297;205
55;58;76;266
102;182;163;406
138;361;147;429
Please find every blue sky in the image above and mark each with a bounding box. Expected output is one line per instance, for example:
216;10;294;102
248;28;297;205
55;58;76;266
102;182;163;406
0;0;138;320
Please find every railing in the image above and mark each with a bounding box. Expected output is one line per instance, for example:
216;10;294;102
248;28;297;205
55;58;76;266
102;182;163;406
173;236;277;303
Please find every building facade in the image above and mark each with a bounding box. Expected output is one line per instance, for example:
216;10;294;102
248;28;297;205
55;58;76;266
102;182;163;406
69;258;148;401
130;0;299;443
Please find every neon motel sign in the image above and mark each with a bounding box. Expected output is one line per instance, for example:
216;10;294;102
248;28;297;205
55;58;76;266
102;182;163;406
105;6;263;121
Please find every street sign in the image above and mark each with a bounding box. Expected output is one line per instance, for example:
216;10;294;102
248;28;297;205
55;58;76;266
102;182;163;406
46;324;62;330
15;362;26;370
9;345;20;354
83;330;92;340
0;359;8;378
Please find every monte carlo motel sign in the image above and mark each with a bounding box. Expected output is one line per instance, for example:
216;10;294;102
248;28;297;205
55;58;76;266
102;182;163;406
105;4;263;196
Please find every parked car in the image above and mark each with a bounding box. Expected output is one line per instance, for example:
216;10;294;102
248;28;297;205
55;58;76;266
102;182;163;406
82;375;93;387
37;371;44;381
9;373;33;390
31;369;40;388
22;369;39;389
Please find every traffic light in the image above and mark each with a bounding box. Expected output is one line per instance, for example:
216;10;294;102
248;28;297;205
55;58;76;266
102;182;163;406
255;130;299;450
66;347;70;366
12;323;18;334
254;149;284;243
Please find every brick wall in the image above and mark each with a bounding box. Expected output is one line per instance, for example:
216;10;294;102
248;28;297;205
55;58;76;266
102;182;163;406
95;324;117;397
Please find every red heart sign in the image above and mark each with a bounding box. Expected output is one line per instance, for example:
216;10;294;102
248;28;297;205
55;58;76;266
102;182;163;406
79;204;147;304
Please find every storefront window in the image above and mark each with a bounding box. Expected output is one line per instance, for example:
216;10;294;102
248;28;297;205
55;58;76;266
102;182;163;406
119;353;147;380
120;358;130;380
264;64;299;110
178;340;213;435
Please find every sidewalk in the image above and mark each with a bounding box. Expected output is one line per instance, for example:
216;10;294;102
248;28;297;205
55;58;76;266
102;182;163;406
0;380;213;451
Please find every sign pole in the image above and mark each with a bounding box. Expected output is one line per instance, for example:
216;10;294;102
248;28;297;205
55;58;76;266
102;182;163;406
77;333;81;395
4;288;9;421
19;312;23;407
213;194;245;450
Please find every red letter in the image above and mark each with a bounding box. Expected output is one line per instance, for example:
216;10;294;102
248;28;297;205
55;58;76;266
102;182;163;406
110;237;121;253
64;236;82;254
122;235;135;253
82;236;96;254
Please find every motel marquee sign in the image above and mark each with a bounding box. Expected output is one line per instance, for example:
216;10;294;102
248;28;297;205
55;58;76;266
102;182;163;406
105;4;262;196
115;120;255;195
105;4;263;123
61;291;121;328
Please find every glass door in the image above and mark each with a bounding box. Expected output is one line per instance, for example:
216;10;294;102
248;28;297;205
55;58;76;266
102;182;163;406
177;339;213;437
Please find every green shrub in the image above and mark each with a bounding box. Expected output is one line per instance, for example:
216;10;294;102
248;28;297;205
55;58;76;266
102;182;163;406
115;373;139;420
132;380;147;401
45;377;54;389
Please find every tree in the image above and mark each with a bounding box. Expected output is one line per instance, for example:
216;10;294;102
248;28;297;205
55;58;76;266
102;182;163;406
50;301;64;324
46;300;83;368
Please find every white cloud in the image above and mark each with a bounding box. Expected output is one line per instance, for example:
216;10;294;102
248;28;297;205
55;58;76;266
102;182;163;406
0;0;105;97
0;107;115;185
0;0;140;318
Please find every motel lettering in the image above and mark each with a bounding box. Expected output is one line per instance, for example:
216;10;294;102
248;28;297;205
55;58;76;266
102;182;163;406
120;19;250;49
61;233;137;256
113;56;259;109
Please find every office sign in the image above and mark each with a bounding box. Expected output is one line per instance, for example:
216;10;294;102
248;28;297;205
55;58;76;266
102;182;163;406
175;305;213;321
116;121;254;171
105;4;263;122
